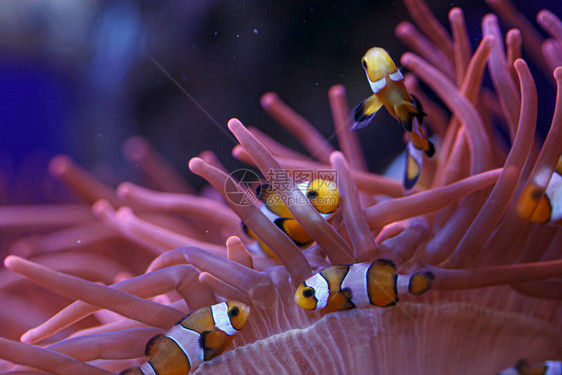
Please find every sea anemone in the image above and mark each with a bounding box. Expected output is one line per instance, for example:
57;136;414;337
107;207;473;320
1;0;561;374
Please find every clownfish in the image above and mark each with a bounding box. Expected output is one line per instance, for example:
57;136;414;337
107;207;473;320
350;47;435;189
351;47;428;134
243;179;339;258
120;301;250;375
497;360;562;375
295;259;434;312
516;155;562;225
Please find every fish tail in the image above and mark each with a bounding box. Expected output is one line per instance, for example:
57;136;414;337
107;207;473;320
408;271;434;295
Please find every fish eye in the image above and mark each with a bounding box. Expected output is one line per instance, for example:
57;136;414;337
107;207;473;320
228;306;240;318
362;59;367;70
307;190;318;200
302;288;315;298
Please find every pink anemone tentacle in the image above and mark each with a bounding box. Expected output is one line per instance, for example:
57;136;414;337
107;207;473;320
227;118;354;265
4;256;184;330
188;157;312;281
122;135;195;194
260;92;335;163
330;151;377;261
447;59;538;268
48;155;122;207
0;337;112;375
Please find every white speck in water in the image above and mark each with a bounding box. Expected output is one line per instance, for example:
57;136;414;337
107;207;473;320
205;230;209;234
214;31;218;36
77;240;81;244
233;55;236;60
315;82;319;86
236;34;240;38
253;29;258;34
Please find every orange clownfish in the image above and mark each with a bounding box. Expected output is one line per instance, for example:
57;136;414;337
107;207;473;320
351;47;427;134
243;179;339;259
295;259;434;312
497;360;562;375
350;47;435;189
120;301;250;375
516;155;562;225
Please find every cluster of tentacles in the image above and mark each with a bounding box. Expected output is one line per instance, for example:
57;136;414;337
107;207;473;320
1;0;561;374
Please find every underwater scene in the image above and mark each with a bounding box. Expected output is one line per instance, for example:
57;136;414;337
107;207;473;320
0;0;561;374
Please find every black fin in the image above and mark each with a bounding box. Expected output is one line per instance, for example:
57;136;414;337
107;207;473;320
199;330;214;360
145;334;163;357
373;258;397;271
424;139;436;157
403;177;417;191
350;100;376;130
199;330;207;350
411;94;427;124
